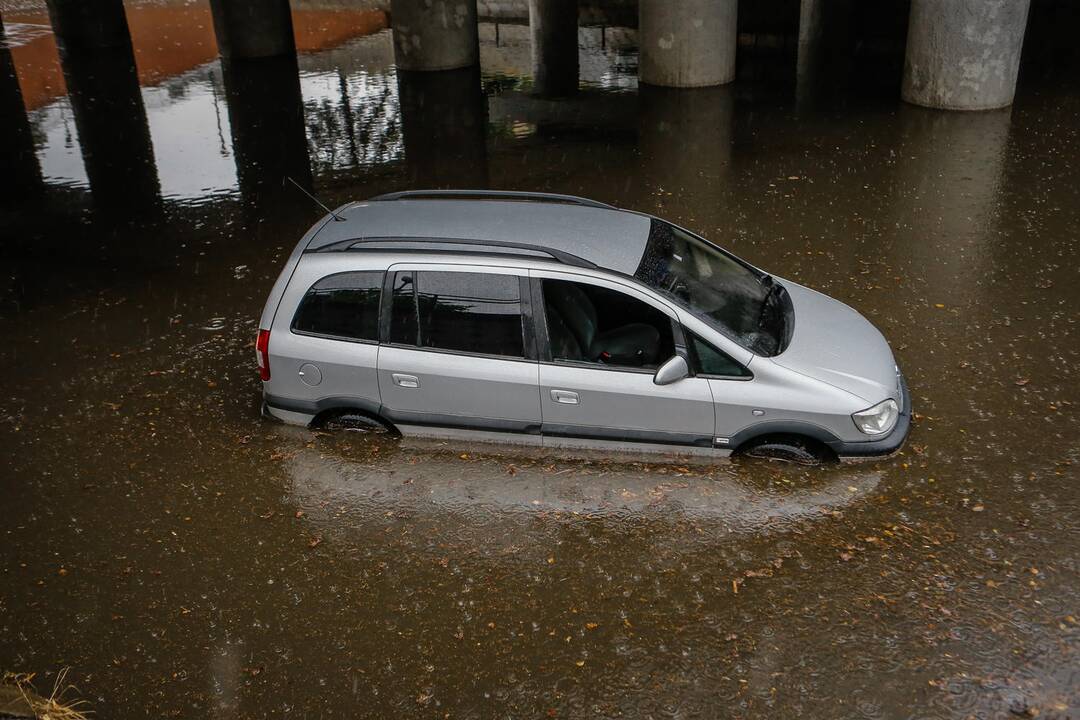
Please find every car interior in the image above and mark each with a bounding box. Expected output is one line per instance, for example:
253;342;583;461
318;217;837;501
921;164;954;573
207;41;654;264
542;279;674;369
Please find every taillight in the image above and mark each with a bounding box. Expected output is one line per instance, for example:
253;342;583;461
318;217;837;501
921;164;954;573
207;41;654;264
256;329;271;381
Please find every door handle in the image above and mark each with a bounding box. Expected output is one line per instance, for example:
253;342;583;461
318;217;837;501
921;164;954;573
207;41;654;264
550;389;579;405
392;373;420;389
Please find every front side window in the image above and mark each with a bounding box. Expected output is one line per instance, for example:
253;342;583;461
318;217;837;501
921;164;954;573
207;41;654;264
634;220;793;356
292;271;382;341
390;271;525;358
687;332;751;378
542;278;674;370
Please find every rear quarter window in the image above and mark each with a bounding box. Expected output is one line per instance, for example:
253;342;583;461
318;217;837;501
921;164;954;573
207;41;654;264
292;271;383;341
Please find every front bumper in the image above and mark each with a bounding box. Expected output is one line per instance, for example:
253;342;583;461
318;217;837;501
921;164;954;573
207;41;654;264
828;372;912;459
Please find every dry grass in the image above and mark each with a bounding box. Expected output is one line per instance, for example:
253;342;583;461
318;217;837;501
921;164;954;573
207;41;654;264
2;668;92;720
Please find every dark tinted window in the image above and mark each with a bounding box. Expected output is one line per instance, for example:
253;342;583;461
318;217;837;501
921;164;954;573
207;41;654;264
688;332;750;378
391;271;525;358
390;271;419;345
292;271;382;341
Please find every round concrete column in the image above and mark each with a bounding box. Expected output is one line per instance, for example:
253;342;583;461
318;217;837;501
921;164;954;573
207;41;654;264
208;0;297;59
391;0;479;71
639;0;738;88
529;0;579;96
903;0;1032;110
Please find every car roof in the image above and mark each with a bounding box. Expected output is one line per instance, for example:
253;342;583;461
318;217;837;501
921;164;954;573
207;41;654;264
306;198;653;275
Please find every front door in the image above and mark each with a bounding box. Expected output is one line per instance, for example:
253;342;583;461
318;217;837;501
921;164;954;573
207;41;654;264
377;266;542;436
534;273;716;449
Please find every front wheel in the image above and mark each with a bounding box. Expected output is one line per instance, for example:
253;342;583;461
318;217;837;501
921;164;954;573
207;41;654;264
737;435;835;465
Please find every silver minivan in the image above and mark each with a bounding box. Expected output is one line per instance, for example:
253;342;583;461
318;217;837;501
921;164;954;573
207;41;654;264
258;190;910;463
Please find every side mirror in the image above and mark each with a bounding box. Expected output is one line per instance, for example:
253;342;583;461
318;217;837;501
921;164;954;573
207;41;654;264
653;355;690;386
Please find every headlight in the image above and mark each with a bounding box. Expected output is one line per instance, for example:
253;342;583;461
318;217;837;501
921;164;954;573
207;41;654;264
852;399;899;436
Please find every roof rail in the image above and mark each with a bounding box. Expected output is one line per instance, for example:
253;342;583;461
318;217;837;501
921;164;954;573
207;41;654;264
368;189;617;211
312;236;599;269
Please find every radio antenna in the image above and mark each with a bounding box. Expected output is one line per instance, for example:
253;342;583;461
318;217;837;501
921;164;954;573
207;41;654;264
284;176;345;221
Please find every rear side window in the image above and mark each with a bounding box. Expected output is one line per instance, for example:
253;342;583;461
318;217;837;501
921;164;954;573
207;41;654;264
390;271;525;358
687;331;751;378
292;271;382;341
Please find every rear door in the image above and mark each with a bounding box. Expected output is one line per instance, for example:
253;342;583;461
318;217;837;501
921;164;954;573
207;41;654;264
533;271;716;450
377;264;542;436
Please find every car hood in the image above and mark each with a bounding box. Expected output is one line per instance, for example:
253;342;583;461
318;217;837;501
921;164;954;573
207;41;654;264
772;281;899;404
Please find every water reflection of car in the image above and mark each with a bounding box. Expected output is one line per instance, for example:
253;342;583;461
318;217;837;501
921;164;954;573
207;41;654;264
256;190;910;464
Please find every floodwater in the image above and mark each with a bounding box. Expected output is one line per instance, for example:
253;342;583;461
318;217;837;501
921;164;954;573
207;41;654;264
2;1;1080;718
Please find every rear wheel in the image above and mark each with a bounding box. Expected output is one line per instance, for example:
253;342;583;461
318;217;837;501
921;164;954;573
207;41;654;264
315;410;398;435
737;435;835;465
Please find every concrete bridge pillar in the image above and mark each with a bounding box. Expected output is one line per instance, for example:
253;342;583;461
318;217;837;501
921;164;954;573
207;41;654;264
903;0;1032;110
639;0;738;88
45;0;161;217
397;66;488;188
391;0;479;71
529;0;578;96
209;0;297;59
1;16;43;204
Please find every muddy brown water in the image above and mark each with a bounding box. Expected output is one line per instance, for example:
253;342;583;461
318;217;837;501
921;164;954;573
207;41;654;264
2;12;1080;720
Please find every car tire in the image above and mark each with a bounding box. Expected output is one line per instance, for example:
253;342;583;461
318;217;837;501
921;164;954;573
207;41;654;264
738;435;834;465
317;410;398;435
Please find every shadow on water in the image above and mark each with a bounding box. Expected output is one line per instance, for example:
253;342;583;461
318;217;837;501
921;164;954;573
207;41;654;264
1;1;1079;717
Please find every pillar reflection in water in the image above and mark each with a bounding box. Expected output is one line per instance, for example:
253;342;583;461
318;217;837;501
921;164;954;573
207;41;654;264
893;105;1011;295
46;0;161;218
637;84;734;219
795;0;856;110
529;0;579;97
220;54;313;222
0;16;43;204
396;66;488;189
209;0;297;60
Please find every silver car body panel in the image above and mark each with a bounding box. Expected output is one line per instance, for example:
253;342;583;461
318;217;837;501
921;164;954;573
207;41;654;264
308;199;651;274
772;281;900;404
531;268;715;446
259;200;910;460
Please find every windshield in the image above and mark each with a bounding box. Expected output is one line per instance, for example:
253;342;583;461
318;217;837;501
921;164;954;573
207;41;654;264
634;220;792;356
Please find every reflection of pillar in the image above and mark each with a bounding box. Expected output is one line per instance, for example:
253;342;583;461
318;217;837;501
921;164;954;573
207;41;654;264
894;106;1010;293
796;0;856;108
795;0;823;107
903;0;1032;110
391;0;479;71
209;0;297;59
220;55;313;219
529;0;578;97
638;84;733;217
397;66;488;189
46;0;161;217
1;16;43;204
639;0;737;87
